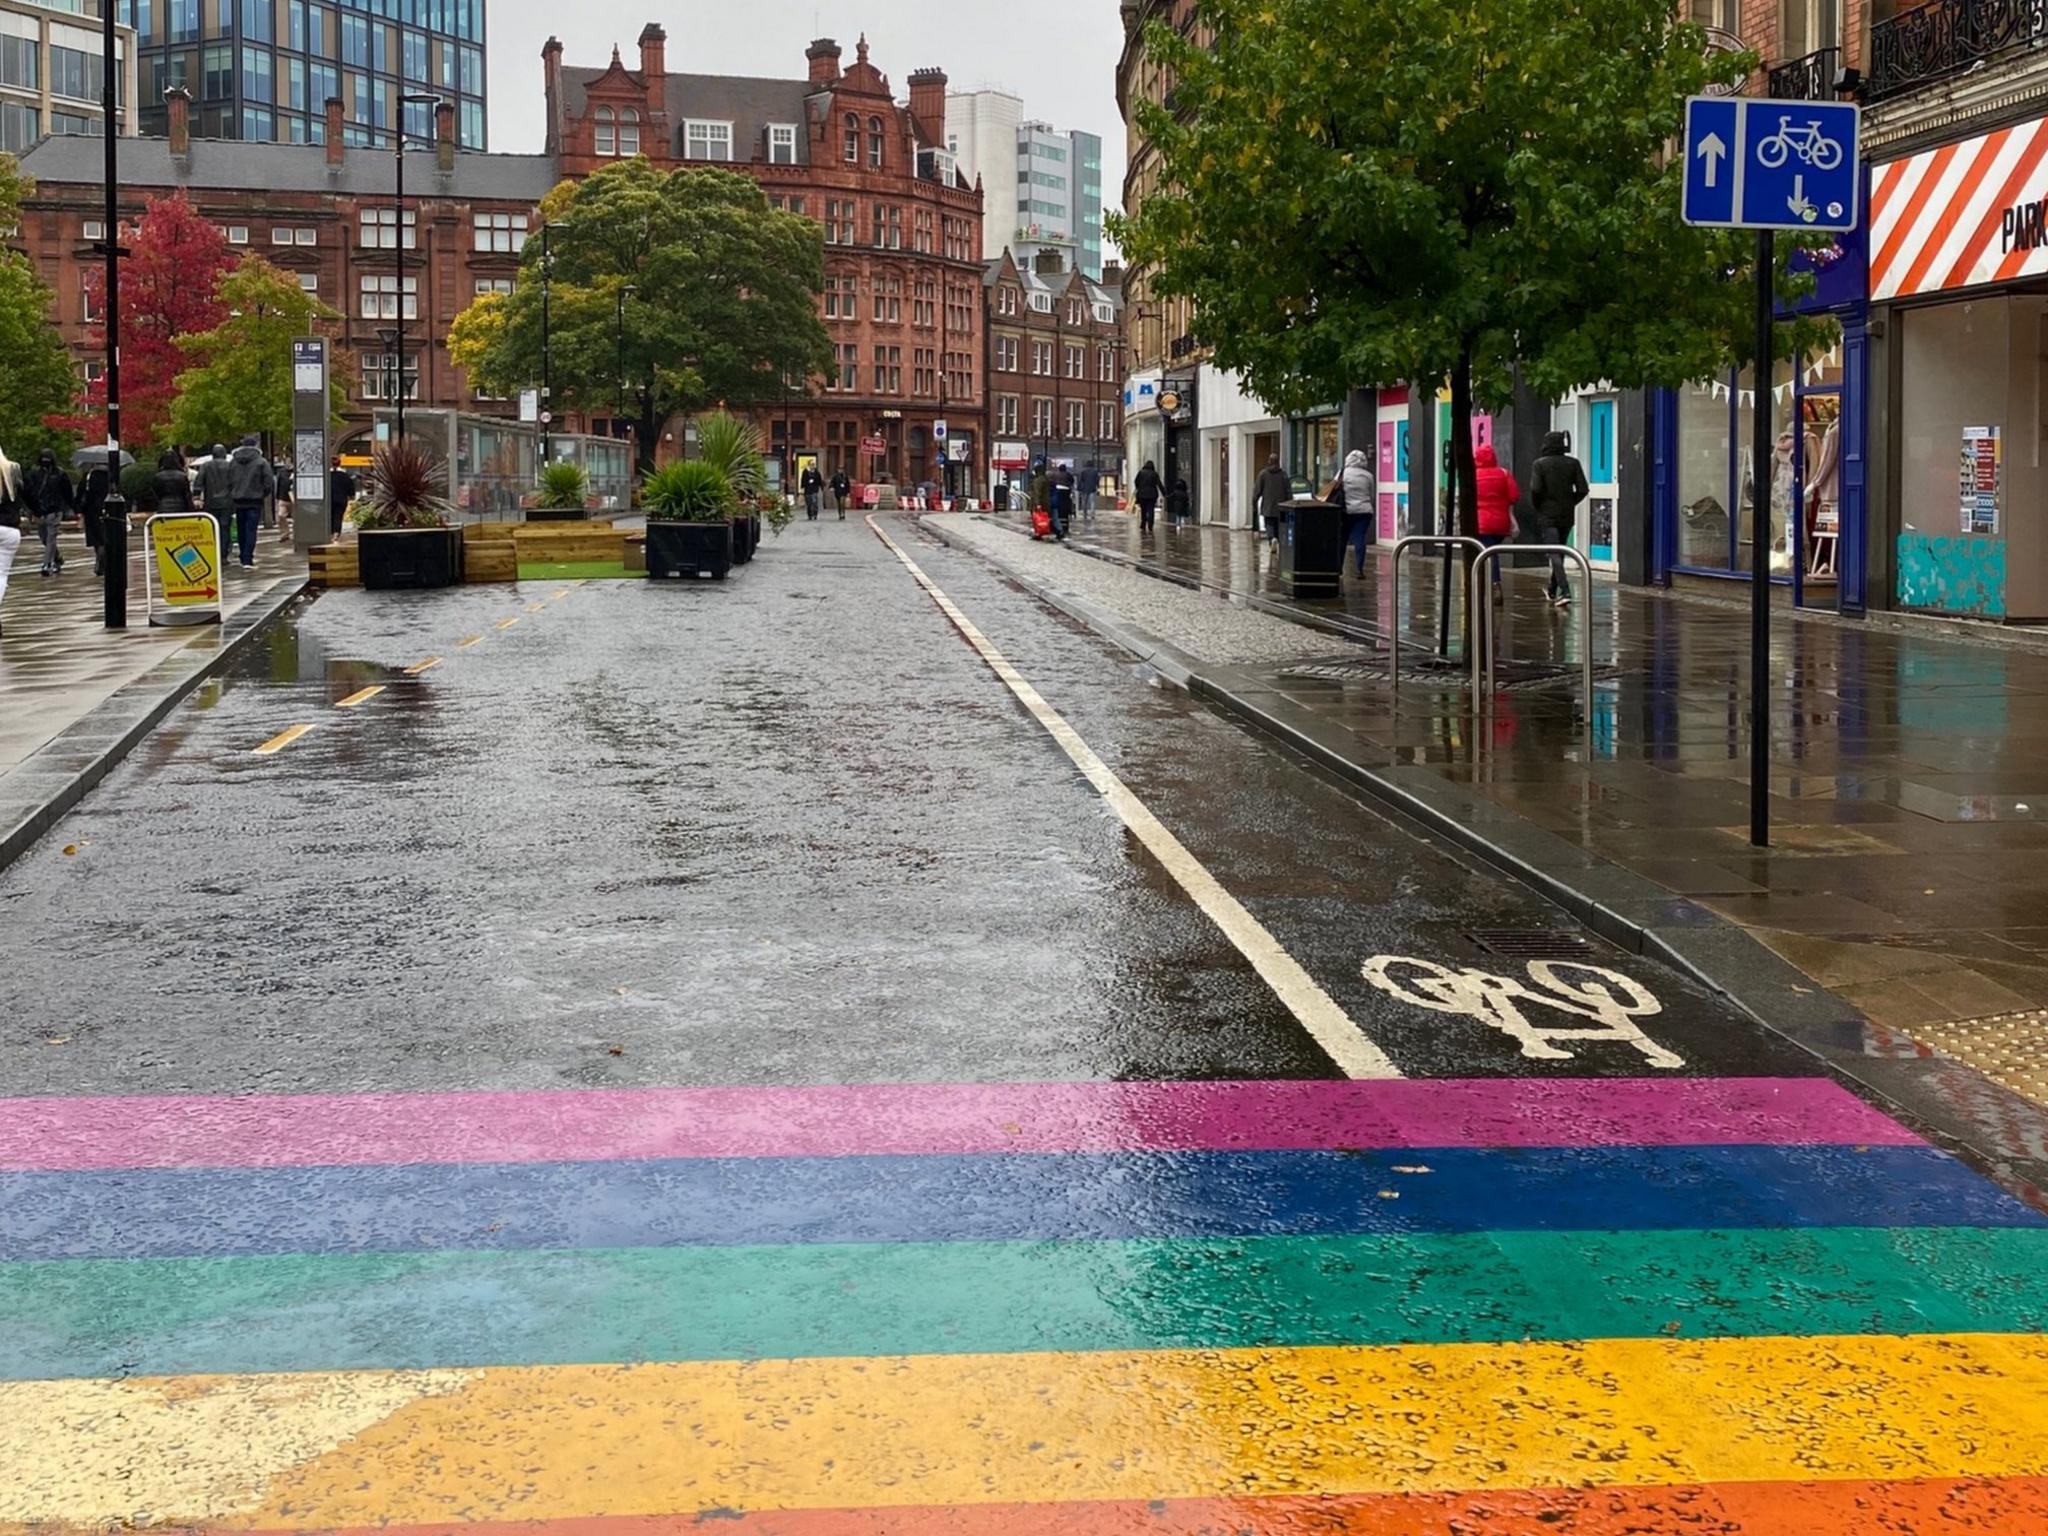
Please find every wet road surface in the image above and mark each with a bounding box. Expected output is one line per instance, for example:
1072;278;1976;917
2;515;2046;1531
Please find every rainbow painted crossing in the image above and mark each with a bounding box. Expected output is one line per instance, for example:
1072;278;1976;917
3;1075;2046;1532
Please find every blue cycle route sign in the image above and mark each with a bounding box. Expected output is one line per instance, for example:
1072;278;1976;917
1681;96;1861;234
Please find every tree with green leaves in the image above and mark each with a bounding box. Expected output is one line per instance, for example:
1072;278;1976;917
169;255;350;449
449;161;835;472
1112;0;1830;541
0;154;75;459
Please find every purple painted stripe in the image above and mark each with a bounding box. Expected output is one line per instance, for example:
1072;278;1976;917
0;1077;1919;1172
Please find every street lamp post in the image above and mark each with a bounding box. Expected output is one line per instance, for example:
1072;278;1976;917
96;0;127;628
391;92;441;442
537;220;570;464
614;281;636;431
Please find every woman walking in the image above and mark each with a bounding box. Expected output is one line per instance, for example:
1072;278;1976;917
154;450;196;515
0;448;22;637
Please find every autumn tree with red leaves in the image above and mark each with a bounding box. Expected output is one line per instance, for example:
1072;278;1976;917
49;191;235;448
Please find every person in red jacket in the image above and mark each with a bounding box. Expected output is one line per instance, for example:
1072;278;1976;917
1473;442;1520;599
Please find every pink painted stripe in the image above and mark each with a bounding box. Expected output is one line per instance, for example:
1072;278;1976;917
0;1078;1920;1172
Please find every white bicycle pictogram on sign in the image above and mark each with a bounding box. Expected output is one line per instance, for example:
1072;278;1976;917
1756;115;1844;171
1360;955;1684;1070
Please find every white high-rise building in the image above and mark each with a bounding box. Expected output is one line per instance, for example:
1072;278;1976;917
947;90;1108;280
945;88;1022;262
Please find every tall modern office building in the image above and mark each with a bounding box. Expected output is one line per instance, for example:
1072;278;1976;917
947;89;1104;279
0;0;137;151
122;0;486;149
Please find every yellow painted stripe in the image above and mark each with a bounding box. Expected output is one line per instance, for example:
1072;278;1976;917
5;1335;2048;1529
494;616;520;630
403;656;442;676
526;602;547;613
333;686;384;709
457;634;484;648
249;723;313;756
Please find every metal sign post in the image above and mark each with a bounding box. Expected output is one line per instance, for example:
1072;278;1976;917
1682;94;1862;848
290;337;329;550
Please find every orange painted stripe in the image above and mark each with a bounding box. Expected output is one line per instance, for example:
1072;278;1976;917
226;1477;2048;1535
1895;129;2011;300
1872;139;1963;296
1946;116;2048;291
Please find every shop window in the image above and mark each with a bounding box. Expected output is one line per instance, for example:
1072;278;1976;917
1675;359;1794;574
1896;298;2011;617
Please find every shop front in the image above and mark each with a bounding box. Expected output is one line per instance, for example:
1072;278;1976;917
1549;389;1622;573
1375;388;1410;540
1651;215;1868;610
1197;369;1282;528
1287;406;1346;498
1123;369;1163;491
990;439;1030;507
1869;113;2048;621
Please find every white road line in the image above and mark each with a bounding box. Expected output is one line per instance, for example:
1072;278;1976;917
867;515;1401;1081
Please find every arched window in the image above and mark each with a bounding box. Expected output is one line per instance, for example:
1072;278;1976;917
618;106;640;157
843;112;858;164
867;114;883;168
593;104;615;156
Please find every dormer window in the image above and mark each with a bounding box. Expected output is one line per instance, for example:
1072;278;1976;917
769;123;796;164
618;107;640;157
685;119;732;161
593;104;614;156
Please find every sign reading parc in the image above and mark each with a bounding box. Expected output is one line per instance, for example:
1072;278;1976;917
1873;112;2048;300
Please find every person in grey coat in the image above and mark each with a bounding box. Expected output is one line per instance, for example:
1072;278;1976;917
226;435;274;567
197;444;235;553
1253;453;1291;543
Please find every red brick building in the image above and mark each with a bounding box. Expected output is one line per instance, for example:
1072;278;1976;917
544;29;986;491
11;91;557;453
984;247;1123;500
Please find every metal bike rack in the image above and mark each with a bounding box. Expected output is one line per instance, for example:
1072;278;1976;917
1388;535;1484;698
1469;543;1595;715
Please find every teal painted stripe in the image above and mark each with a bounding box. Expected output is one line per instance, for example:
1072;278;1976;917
7;1226;2048;1380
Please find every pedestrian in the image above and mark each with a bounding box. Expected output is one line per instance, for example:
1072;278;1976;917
154;449;195;516
830;468;850;519
274;458;295;543
1528;430;1589;608
1134;459;1161;533
226;434;273;568
1336;448;1376;578
197;443;234;554
1047;461;1075;541
23;448;73;575
1473;442;1521;600
1077;463;1099;522
801;463;824;521
328;459;357;541
1166;471;1191;528
77;462;109;576
1253;452;1291;543
0;447;21;636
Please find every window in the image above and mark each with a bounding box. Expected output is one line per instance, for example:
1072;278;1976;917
472;210;525;252
295;226;317;245
823;273;856;319
1066;401;1084;439
842;111;857;163
1098;347;1116;382
222;224;249;244
0;34;36;91
271;227;295;245
1029;291;1052;312
358;272;418;319
359;207;416;249
914;208;933;254
833;342;857;392
339;11;368;66
888;206;902;249
1031;340;1051;376
1031;398;1052;435
997;396;1018;434
685;118;731;161
871;344;901;394
82;219;105;242
1688;0;1736;30
913;347;936;397
592;104;614;156
768;123;796;164
617;107;639;157
309;61;337;114
168;0;198;40
0;100;36;153
359;351;419;400
872;280;899;324
240;0;272;41
995;336;1018;372
867;114;883;167
1065;345;1084;379
1099;404;1116;441
1093;302;1114;323
1781;0;1840;56
871;201;885;248
997;286;1017;317
44;44;94;103
82;285;102;324
298;271;320;293
475;277;511;296
1067;298;1082;324
401;29;428;83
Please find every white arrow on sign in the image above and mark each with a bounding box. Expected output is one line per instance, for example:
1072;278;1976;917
1787;173;1816;223
1696;131;1727;188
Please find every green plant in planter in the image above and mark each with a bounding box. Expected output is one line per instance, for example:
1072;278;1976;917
641;459;732;523
355;436;454;529
758;491;793;537
695;411;764;500
536;460;590;511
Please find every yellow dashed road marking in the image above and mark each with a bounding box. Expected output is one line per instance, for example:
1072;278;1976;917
457;635;484;648
334;687;385;709
251;723;314;756
403;657;442;676
494;616;520;630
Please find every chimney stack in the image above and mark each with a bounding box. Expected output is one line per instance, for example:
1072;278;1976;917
638;22;666;84
542;35;564;152
805;37;841;86
907;67;946;147
164;85;190;155
435;98;455;171
324;96;344;165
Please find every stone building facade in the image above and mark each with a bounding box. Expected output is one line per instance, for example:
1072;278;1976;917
982;247;1121;500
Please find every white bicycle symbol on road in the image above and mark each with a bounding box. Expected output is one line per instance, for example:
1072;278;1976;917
1757;116;1843;171
1360;954;1684;1069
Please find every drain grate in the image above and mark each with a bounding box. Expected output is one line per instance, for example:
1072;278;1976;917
1465;929;1597;960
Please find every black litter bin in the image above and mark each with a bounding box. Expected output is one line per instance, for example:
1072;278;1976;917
993;484;1010;512
1278;498;1344;598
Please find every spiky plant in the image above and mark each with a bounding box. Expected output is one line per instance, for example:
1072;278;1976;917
694;411;765;500
641;459;732;523
536;460;590;511
357;436;454;529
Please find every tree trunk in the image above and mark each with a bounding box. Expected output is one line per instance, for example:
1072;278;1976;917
1449;345;1481;658
635;387;660;476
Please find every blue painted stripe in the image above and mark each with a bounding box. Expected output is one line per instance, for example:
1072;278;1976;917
0;1145;2034;1261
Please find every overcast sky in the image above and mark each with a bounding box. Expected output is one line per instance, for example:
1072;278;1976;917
486;0;1130;218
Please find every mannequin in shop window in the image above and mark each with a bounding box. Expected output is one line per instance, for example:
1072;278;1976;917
1805;410;1840;577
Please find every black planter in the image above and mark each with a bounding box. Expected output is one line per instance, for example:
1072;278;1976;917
750;512;762;551
730;515;754;564
527;505;588;523
646;519;732;580
1278;499;1344;598
359;526;464;590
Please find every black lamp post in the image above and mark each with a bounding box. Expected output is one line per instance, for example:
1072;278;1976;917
614;281;636;431
537;219;570;463
96;1;128;628
391;92;441;441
